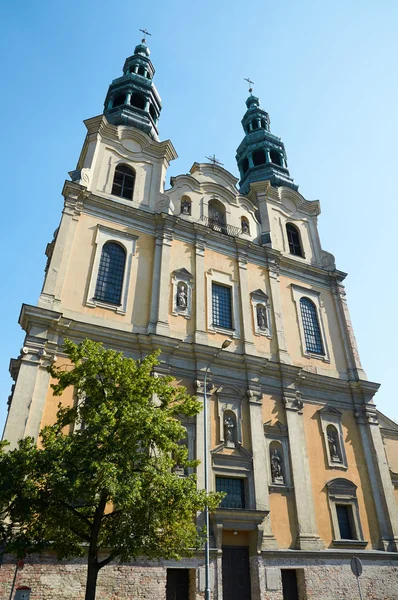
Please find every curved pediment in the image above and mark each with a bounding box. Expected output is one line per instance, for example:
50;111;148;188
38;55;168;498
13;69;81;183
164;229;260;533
278;186;320;217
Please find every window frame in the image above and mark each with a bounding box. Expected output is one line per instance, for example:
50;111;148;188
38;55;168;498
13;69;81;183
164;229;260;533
93;241;126;306
216;476;246;509
291;284;330;362
326;478;367;548
286;223;304;258
86;225;138;314
206;269;240;338
111;164;136;201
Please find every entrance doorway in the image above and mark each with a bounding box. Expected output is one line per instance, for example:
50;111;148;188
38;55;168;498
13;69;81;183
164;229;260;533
166;568;190;600
281;569;299;600
222;546;251;600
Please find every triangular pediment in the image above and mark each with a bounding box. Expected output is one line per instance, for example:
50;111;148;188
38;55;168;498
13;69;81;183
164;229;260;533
172;268;193;280
264;420;288;436
319;405;343;417
378;410;398;432
211;443;252;459
251;289;268;300
215;385;243;399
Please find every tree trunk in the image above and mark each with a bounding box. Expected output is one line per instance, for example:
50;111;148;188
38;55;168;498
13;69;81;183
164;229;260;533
85;559;100;600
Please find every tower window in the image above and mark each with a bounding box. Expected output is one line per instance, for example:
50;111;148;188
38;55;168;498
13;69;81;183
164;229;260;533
94;242;126;305
252;150;266;166
111;164;135;200
300;297;324;355
137;65;146;76
149;103;157;121
113;93;125;107
216;477;245;509
130;93;146;110
241;158;249;174
251;120;258;130
286;223;304;257
270;150;282;166
212;283;232;329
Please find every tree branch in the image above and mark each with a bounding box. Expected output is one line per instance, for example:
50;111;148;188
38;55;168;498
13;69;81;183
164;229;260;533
97;552;116;569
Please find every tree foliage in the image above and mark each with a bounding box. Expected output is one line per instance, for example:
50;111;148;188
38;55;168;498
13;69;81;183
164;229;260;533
0;339;221;600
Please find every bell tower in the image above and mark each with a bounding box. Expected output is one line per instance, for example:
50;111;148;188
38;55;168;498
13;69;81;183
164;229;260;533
103;32;162;140
236;92;297;194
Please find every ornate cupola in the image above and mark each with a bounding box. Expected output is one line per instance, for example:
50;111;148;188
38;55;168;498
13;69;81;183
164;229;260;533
103;35;162;141
236;93;297;195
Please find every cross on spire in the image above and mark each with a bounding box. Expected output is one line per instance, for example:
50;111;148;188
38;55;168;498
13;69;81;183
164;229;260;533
205;154;224;166
244;77;254;94
139;28;152;43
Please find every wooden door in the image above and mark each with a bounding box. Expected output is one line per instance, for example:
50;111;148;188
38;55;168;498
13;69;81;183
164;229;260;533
222;546;251;600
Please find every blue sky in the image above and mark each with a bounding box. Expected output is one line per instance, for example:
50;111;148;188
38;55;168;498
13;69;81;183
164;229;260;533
1;0;397;429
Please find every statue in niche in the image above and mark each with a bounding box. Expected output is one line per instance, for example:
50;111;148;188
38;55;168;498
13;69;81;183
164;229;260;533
241;219;250;234
327;429;341;462
181;198;191;215
270;448;284;484
176;284;187;309
257;304;267;330
224;413;236;448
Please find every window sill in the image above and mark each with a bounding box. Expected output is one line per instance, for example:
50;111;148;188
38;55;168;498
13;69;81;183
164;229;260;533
208;325;239;338
332;539;368;548
269;484;294;493
327;461;348;470
86;299;126;315
304;351;330;363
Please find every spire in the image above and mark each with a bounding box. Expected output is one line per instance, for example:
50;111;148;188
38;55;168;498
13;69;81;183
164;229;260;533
235;89;297;195
103;31;162;141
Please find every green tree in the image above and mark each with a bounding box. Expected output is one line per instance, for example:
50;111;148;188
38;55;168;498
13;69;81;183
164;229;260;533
0;340;221;600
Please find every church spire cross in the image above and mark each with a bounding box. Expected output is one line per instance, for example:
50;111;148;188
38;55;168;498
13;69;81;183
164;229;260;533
205;154;224;166
139;28;152;43
244;77;254;94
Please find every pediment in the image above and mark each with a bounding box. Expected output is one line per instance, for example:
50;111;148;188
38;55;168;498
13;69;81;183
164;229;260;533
278;186;320;217
319;405;343;417
172;268;193;280
378;410;398;432
211;443;253;459
216;385;243;399
264;420;288;436
251;289;269;300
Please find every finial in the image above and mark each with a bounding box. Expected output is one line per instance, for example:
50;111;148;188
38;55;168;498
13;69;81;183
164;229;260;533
244;77;254;95
205;154;224;166
139;28;152;43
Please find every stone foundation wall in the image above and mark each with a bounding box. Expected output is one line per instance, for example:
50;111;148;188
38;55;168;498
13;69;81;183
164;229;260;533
0;553;397;600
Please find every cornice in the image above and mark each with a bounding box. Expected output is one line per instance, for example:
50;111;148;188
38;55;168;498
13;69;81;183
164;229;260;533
190;162;239;189
260;548;398;561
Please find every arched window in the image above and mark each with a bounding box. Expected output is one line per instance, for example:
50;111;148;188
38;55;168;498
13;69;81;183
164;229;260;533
137;65;146;76
300;297;324;355
113;93;125;107
241;157;249;174
111;164;135;200
252;150;266;166
149;103;156;121
241;217;250;235
94;242;126;305
261;119;266;129
251;120;258;130
286;223;304;257
270;150;282;166
130;93;146;110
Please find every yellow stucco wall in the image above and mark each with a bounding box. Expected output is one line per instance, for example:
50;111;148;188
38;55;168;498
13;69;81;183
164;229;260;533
40;358;75;431
303;403;379;548
169;239;195;338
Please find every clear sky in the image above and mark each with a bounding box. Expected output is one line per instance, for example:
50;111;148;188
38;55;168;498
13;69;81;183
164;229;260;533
1;0;397;430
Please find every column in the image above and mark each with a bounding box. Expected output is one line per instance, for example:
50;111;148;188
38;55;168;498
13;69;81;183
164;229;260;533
265;150;271;163
236;247;256;355
267;258;292;365
248;154;254;168
283;390;323;550
248;391;277;550
356;407;398;551
38;187;83;311
194;232;208;345
125;91;132;105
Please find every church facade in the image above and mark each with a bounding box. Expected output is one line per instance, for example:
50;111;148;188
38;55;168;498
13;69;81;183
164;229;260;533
2;37;398;600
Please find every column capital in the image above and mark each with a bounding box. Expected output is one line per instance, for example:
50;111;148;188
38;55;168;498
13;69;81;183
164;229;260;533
283;392;304;413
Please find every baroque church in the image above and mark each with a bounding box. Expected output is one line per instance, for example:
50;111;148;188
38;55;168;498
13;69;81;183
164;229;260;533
2;36;398;600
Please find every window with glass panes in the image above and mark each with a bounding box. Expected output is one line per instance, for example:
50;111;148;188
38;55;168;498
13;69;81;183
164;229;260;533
300;297;324;354
212;283;232;329
286;223;303;257
111;164;135;200
216;477;245;509
336;504;355;539
94;242;126;305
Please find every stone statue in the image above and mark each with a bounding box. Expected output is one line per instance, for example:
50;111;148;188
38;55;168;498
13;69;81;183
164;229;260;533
177;285;187;309
327;432;340;462
224;414;236;447
270;448;284;483
257;305;267;329
181;198;191;215
241;219;249;234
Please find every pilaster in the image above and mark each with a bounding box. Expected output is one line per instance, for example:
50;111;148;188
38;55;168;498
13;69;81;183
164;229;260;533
147;218;173;336
194;231;208;345
282;367;323;550
236;247;256;355
38;184;85;311
355;404;398;551
266;255;292;364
